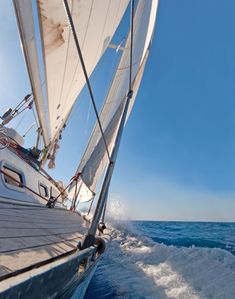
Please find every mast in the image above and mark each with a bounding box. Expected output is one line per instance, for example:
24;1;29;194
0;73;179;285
81;0;135;248
82;92;134;247
13;0;50;147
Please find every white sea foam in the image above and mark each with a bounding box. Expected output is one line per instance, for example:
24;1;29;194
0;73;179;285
96;222;235;299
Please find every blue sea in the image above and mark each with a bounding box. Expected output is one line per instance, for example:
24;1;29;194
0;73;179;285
84;221;235;299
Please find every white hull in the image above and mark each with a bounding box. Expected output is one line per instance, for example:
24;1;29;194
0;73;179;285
0;146;109;298
0;147;63;204
0;241;103;299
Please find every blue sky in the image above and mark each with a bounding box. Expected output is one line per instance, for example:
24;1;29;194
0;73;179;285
1;1;235;221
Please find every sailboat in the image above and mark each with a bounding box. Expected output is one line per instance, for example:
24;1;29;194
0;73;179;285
0;0;158;298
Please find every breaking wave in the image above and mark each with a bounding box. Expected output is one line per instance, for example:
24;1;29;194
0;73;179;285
85;221;235;299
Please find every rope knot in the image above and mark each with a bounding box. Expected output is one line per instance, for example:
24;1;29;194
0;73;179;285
71;172;81;181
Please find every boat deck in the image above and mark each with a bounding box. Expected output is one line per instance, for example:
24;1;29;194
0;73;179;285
0;197;87;281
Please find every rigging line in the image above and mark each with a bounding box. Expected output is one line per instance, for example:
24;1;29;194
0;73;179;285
101;199;107;222
100;0;135;224
32;106;39;128
129;0;135;91
14;115;25;130
87;196;95;215
62;0;111;163
62;0;93;110
83;40;118;135
10;106;30;120
14;94;32;112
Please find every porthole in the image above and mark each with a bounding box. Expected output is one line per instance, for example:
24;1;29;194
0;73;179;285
39;183;49;198
2;165;23;188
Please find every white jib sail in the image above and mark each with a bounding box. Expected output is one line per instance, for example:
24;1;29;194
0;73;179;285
13;0;50;146
37;0;129;142
69;0;158;203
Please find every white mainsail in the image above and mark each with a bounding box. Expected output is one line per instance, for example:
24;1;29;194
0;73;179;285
37;0;129;142
69;0;158;203
14;0;158;204
13;0;50;146
14;0;129;146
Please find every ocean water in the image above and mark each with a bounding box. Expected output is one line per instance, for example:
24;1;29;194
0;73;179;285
84;221;235;299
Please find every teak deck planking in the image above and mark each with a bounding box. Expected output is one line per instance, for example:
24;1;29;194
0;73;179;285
0;199;87;279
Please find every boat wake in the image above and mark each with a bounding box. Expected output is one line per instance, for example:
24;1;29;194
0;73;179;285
85;221;235;299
